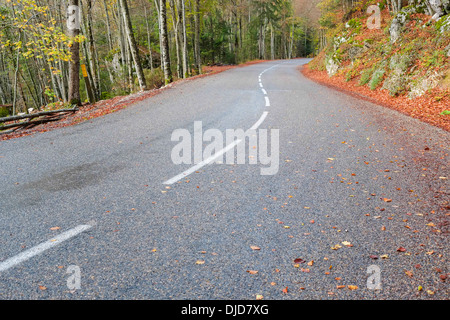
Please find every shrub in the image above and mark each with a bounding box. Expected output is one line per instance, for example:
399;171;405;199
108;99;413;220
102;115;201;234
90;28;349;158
369;68;386;90
359;68;373;85
143;67;165;89
0;107;10;118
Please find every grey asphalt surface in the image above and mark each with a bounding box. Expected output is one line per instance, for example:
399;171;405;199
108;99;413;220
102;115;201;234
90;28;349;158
0;59;448;300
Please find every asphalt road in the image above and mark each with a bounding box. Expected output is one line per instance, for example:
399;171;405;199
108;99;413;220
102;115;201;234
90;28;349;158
0;59;448;300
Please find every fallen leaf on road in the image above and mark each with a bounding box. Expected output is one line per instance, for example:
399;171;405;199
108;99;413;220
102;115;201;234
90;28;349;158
256;295;264;300
282;287;288;293
250;246;261;251
247;270;258;275
50;226;60;231
331;244;342;250
342;241;352;247
347;285;358;290
195;260;205;265
294;258;305;264
336;285;346;289
39;285;47;291
397;247;406;252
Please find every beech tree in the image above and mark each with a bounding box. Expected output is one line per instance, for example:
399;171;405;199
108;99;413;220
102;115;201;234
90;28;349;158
68;0;81;106
119;0;147;91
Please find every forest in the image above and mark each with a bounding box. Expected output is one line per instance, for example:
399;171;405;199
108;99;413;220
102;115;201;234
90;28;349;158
1;0;448;120
0;0;320;116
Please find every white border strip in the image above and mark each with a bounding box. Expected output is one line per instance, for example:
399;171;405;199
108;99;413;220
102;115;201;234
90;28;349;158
0;223;94;273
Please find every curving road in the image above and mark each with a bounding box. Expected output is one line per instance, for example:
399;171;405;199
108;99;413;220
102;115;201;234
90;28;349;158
0;59;448;300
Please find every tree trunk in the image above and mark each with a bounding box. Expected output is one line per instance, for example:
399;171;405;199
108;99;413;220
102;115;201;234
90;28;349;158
67;0;81;106
169;0;182;78
119;0;147;91
160;0;173;85
194;0;202;74
144;5;154;70
180;0;189;78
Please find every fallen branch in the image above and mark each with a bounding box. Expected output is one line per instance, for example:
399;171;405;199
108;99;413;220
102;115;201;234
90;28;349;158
0;106;78;123
0;106;78;134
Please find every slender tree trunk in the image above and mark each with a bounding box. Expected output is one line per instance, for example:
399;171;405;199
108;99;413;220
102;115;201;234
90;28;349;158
160;0;172;85
86;0;100;98
180;0;188;78
194;0;202;74
103;0;114;51
169;0;182;78
119;0;147;91
154;0;164;71
68;0;81;106
270;23;274;60
144;5;154;70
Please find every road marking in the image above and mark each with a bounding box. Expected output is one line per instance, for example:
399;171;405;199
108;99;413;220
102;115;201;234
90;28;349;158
163;139;242;185
249;111;269;131
0;222;95;273
163;64;278;185
164;111;270;185
261;88;267;95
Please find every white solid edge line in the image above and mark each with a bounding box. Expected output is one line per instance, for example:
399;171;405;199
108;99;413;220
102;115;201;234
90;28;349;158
0;223;94;273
